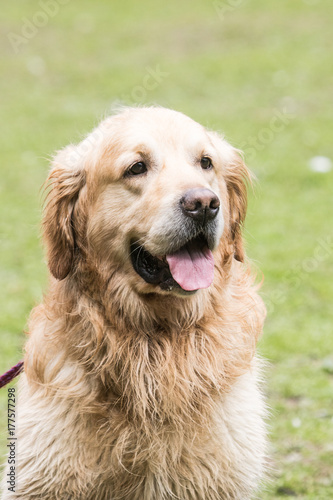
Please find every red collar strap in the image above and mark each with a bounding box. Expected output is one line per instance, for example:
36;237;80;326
0;361;24;389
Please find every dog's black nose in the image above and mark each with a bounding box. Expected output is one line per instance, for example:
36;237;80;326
180;188;220;224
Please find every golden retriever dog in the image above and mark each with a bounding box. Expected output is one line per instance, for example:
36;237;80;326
1;107;267;500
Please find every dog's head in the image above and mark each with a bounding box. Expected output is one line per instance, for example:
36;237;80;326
43;107;250;297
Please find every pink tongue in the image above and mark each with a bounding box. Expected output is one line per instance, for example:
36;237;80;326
166;242;214;291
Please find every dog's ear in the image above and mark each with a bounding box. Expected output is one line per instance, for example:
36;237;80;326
225;149;251;262
43;147;86;280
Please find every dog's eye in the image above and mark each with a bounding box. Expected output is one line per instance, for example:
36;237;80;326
200;157;213;170
127;162;147;176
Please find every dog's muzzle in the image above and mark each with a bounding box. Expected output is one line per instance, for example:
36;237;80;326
130;188;221;294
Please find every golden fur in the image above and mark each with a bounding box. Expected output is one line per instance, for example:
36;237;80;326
1;107;267;499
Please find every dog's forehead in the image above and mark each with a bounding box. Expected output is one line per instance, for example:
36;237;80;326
91;108;234;181
106;108;210;154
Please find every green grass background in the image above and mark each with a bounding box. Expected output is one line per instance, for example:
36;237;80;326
1;1;332;498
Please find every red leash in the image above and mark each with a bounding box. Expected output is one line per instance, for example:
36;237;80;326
0;361;24;388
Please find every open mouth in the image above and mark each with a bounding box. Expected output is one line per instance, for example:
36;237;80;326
130;234;215;293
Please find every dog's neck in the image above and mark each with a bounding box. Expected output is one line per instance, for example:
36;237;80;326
38;259;262;430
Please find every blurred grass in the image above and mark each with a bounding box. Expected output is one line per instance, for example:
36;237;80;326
1;1;332;498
